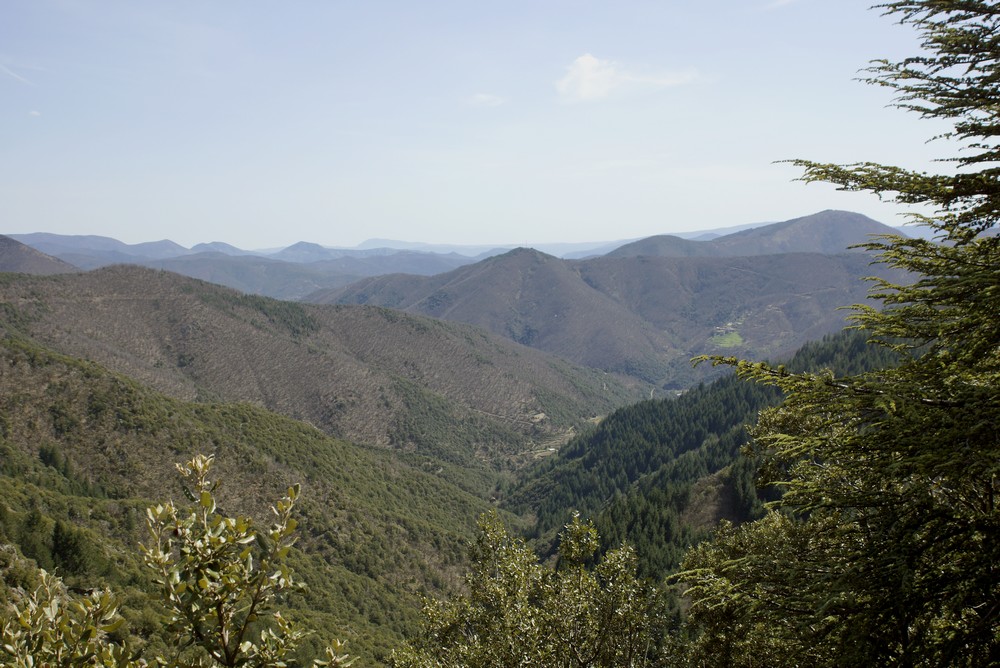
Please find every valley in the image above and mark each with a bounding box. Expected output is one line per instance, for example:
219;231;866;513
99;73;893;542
0;207;977;665
4;3;996;663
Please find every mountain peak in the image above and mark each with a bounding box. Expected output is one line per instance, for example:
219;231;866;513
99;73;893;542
715;210;900;254
284;241;327;252
270;241;338;263
496;246;558;261
191;241;252;256
607;210;901;259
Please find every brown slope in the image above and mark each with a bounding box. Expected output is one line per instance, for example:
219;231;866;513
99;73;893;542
708;210;901;255
606;210;900;258
0;265;641;467
0;235;79;274
316;248;683;382
603;234;718;258
577;252;901;364
309;246;906;388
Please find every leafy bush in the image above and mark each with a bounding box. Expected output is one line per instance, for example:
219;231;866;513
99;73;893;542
1;454;355;667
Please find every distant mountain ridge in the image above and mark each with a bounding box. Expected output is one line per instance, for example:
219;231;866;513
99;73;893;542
9;209;908;267
308;211;911;387
606;210;897;258
6;210;917;301
0;235;78;274
5;233;494;299
190;240;255;255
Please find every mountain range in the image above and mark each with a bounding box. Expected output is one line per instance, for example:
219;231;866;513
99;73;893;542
307;211;909;387
6;210;916;300
0;209;923;663
4;210;912;388
7;233;484;300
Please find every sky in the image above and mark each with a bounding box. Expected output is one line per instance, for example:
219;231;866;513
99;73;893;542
2;0;953;250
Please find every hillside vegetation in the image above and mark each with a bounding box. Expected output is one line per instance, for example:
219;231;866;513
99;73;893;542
386;3;1000;663
0;271;911;665
504;330;900;578
0;333;504;662
3;1;997;666
0;266;640;479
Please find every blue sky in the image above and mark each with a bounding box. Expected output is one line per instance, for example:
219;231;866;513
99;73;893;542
2;0;949;249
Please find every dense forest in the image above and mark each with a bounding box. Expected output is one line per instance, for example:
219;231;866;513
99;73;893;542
2;1;999;666
504;329;899;578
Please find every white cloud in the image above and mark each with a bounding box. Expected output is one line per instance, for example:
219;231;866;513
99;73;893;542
28;110;41;117
763;0;799;9
1;63;34;85
556;54;619;101
467;93;506;108
556;54;696;102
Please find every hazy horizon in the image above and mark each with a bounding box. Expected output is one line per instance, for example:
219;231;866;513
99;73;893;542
4;1;948;248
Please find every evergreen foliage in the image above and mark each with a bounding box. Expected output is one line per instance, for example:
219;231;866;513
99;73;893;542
679;2;1000;665
506;330;895;579
0;570;136;668
142;454;354;667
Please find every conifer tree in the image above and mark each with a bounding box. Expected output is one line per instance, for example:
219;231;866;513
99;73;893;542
679;2;1000;666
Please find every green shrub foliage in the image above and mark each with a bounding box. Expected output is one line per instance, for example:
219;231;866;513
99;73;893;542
392;511;669;667
0;570;136;668
2;455;354;667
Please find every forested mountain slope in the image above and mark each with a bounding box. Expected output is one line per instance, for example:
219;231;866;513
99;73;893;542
0;266;640;475
0;335;501;663
504;330;901;578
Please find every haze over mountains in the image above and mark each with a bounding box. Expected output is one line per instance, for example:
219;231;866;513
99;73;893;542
7;210;916;300
7;232;486;300
605;209;895;258
4;210;911;389
0;235;77;275
307;211;910;387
